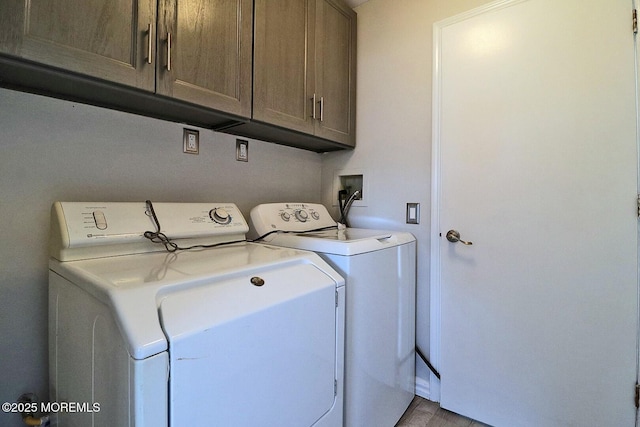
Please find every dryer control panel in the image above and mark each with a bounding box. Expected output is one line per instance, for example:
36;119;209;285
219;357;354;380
50;201;249;261
250;203;337;236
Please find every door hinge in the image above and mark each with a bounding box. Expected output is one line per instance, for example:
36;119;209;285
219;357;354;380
637;194;640;217
635;383;639;408
336;290;339;307
334;379;338;396
634;9;638;34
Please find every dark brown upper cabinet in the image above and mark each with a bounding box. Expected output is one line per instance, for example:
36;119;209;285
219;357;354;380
0;0;252;119
251;0;357;147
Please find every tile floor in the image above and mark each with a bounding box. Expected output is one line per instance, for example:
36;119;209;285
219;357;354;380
395;396;491;427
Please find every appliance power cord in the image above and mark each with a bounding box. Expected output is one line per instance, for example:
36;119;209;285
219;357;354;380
416;345;441;380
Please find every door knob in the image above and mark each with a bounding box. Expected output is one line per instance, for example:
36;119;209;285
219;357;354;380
446;230;473;245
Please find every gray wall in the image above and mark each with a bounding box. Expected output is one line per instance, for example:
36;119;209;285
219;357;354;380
0;87;323;414
322;0;494;397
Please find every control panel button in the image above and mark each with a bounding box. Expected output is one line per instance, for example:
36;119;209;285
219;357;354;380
93;211;107;230
209;208;232;225
294;210;309;222
311;211;320;220
280;212;291;221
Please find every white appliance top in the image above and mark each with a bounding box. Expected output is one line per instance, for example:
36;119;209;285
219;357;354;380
50;201;249;261
250;203;416;255
50;244;342;360
49;201;345;359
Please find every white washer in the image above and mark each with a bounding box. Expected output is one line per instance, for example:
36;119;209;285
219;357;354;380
250;203;416;427
48;201;345;427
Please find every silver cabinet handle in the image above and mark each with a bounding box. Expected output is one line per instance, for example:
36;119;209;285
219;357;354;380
146;24;153;64
166;33;172;71
311;93;317;119
446;230;473;245
319;96;324;122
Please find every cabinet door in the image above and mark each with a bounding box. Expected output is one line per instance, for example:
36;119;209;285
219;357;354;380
315;0;356;146
0;0;156;91
253;0;316;135
156;0;252;117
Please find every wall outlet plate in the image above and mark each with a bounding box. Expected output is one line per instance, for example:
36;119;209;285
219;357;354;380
183;128;199;154
406;203;420;224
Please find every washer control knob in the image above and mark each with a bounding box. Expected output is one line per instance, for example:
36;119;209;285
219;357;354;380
209;208;232;225
310;211;320;220
295;209;309;222
93;210;107;230
280;212;291;221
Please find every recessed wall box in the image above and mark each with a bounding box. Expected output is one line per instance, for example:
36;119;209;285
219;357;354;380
183;128;199;154
333;170;367;207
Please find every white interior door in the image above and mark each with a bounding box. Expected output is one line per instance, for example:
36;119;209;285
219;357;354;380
431;1;639;426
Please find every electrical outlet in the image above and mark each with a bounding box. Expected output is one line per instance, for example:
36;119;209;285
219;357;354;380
236;139;248;162
183;128;199;154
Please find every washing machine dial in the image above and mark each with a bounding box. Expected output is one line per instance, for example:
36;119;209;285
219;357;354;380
294;209;309;222
310;211;320;220
280;212;291;221
209;207;232;225
92;210;108;230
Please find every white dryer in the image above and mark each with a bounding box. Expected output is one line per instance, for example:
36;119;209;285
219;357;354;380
250;203;416;427
48;201;345;427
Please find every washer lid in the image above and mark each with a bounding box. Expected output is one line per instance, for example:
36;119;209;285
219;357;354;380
49;243;344;359
262;228;416;256
250;203;416;255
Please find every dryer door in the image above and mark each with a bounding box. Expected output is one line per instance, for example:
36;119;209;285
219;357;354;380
159;262;339;427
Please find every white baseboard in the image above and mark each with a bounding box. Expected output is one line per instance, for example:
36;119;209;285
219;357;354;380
415;375;431;400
